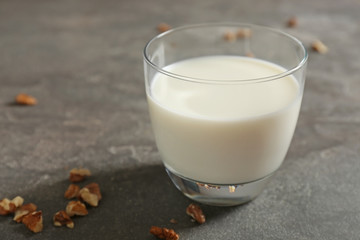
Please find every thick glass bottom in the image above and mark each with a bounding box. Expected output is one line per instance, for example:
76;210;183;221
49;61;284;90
166;168;274;206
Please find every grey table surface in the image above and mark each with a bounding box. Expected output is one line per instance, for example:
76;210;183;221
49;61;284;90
0;0;359;239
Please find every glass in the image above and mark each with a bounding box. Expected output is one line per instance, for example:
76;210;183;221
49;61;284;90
143;23;307;206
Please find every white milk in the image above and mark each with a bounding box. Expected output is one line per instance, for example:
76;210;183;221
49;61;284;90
147;56;301;184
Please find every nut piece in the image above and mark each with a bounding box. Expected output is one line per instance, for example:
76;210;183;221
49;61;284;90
186;203;206;224
53;210;74;229
311;40;328;54
13;203;37;223
15;93;37;105
236;28;252;39
66;201;88;217
84;183;102;200
22;211;43;233
150;226;179;240
11;196;24;209
64;184;80;199
78;188;99;207
78;183;102;207
0;198;12;215
11;196;24;213
287;16;298;28
69;168;91;182
157;23;171;33
0;196;24;215
223;31;236;42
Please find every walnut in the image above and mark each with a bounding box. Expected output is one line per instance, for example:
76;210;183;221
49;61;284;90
236;28;252;39
224;31;236;42
0;198;11;215
78;183;102;207
287;16;298;28
0;196;24;215
186;203;205;224
22;211;43;233
53;210;74;229
64;184;80;199
13;203;37;223
11;196;24;208
84;183;102;200
157;23;171;33
311;40;328;54
69;168;91;182
150;226;179;240
66;201;88;217
78;188;98;207
15;93;37;105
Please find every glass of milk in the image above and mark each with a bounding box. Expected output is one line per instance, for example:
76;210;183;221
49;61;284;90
143;23;307;206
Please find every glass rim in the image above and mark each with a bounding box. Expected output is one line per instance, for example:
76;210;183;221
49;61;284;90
143;22;308;84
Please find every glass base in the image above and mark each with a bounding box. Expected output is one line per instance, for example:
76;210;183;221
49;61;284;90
166;168;273;206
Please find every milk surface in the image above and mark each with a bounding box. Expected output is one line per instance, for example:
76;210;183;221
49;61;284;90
148;56;301;184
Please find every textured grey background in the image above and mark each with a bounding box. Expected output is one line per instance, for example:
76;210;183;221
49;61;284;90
0;0;359;239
